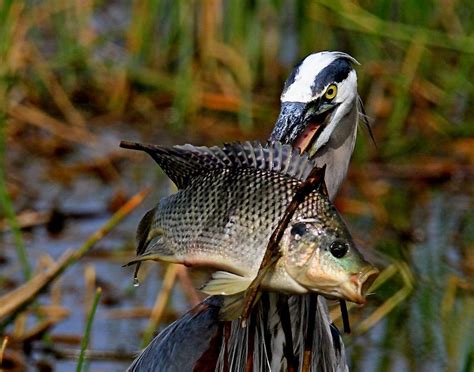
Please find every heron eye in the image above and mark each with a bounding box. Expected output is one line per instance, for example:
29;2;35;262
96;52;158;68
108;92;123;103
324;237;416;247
329;240;348;258
324;84;337;100
290;223;308;238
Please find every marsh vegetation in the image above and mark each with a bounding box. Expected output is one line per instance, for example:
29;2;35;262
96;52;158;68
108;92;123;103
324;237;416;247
0;1;472;370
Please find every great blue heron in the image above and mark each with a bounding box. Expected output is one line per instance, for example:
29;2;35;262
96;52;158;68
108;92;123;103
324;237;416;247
128;51;367;371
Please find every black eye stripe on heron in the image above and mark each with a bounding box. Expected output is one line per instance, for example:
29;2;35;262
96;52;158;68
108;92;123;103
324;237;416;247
282;59;304;93
280;56;354;100
310;58;353;97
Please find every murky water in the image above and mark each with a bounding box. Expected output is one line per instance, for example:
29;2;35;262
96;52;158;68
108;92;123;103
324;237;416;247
2;125;177;370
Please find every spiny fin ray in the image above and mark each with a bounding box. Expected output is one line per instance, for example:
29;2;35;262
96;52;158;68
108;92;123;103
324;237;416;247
120;140;319;189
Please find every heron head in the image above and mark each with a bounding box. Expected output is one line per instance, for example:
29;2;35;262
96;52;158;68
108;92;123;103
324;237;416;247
270;51;359;157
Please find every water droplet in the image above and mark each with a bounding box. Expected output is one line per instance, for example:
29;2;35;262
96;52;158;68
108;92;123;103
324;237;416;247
133;277;140;287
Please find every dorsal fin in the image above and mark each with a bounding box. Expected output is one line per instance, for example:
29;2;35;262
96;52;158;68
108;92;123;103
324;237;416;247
120;140;319;189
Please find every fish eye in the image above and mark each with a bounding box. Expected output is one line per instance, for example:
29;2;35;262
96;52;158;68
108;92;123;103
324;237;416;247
329;239;348;258
290;223;308;238
324;84;337;100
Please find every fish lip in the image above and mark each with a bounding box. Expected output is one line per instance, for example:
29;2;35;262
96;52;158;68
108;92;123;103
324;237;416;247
270;101;339;155
300;265;379;304
319;267;379;305
348;267;379;304
360;267;379;295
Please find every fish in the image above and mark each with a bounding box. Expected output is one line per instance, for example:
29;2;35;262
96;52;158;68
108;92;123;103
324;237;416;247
121;140;379;319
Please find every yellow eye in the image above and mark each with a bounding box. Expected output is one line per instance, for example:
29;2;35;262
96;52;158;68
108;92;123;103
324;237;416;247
324;84;337;100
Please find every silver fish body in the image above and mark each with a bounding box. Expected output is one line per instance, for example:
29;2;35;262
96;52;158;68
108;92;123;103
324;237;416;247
125;141;378;309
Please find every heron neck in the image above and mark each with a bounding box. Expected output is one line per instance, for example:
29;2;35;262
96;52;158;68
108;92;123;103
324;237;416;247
313;102;358;201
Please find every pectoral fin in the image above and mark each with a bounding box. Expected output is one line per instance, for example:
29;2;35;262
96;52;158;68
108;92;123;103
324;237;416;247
125;236;178;266
217;292;263;321
200;271;252;296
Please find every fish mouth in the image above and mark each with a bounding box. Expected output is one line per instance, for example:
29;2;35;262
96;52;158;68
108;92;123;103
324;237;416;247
300;265;379;304
270;101;339;156
342;267;379;304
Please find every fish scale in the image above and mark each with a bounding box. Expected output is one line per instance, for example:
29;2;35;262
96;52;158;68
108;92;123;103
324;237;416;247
123;141;378;318
156;167;306;271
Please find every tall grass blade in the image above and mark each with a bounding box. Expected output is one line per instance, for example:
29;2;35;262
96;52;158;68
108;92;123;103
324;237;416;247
0;0;31;281
76;287;102;372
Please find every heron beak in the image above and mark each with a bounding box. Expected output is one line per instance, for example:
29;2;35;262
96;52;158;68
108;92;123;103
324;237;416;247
270;101;339;154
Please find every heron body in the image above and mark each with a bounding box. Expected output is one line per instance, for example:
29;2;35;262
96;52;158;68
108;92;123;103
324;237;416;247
128;51;363;371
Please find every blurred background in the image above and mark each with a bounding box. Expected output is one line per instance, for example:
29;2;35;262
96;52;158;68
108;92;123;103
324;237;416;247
0;0;473;371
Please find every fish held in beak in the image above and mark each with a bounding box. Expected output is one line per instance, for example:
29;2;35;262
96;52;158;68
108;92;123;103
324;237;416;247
124;140;378;319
